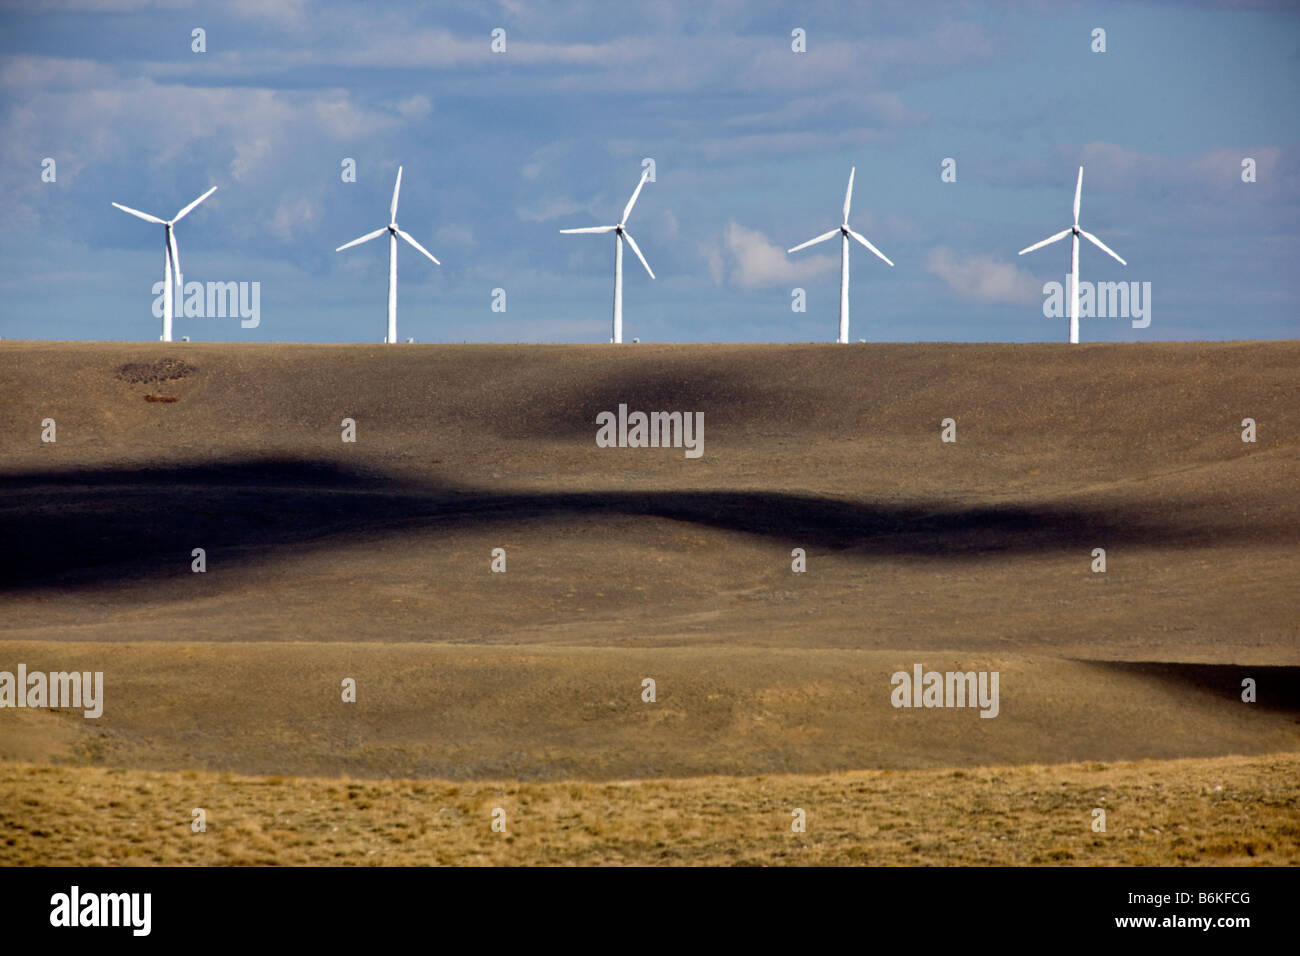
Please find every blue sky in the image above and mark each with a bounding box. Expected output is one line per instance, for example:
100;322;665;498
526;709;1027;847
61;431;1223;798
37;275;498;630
1;0;1297;343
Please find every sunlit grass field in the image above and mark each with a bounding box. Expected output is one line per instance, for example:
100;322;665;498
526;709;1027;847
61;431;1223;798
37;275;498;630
4;753;1297;866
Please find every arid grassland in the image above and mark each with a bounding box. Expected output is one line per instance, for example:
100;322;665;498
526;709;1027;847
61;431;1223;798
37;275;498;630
3;754;1297;866
2;342;1296;865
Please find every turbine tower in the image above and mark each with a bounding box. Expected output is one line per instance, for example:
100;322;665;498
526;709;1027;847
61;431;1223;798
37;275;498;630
335;166;441;344
560;168;655;344
112;187;217;342
1018;166;1127;344
787;167;894;344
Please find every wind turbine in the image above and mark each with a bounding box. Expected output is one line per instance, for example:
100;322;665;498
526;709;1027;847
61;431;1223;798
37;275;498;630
1018;166;1127;344
560;168;654;344
787;167;894;344
112;186;217;342
335;165;441;344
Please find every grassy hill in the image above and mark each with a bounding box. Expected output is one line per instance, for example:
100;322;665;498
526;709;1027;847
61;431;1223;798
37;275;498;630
1;341;1296;863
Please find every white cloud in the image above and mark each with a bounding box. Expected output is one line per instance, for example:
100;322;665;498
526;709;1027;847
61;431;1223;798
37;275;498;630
230;137;273;183
117;15;995;100
705;222;838;290
0;74;405;223
395;95;433;120
925;247;1040;305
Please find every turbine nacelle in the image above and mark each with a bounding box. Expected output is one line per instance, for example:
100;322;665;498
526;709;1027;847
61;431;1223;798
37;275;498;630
1017;167;1126;266
786;167;895;267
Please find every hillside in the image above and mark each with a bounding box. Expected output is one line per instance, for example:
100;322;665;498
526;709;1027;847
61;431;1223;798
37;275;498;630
0;341;1296;851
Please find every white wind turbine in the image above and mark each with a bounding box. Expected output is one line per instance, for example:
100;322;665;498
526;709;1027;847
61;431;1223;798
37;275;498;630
335;165;441;344
560;168;654;344
112;186;217;342
1018;166;1127;344
787;167;894;344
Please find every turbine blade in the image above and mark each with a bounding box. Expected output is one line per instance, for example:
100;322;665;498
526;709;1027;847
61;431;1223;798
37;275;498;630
559;225;617;234
112;202;165;225
1081;229;1126;266
168;228;181;285
1073;166;1083;225
623;231;654;279
335;227;388;252
843;166;855;222
787;228;839;254
622;168;650;224
848;228;894;267
173;186;217;223
397;228;440;265
390;166;403;222
1018;228;1071;255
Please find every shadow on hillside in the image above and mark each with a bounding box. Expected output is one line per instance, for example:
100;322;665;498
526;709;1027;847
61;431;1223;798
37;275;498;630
489;365;786;440
1084;661;1300;715
0;456;1290;591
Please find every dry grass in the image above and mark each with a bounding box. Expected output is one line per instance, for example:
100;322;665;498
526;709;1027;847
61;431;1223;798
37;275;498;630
3;754;1296;866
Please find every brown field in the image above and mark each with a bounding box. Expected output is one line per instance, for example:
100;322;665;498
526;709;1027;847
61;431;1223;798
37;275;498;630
0;341;1297;865
3;754;1297;866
